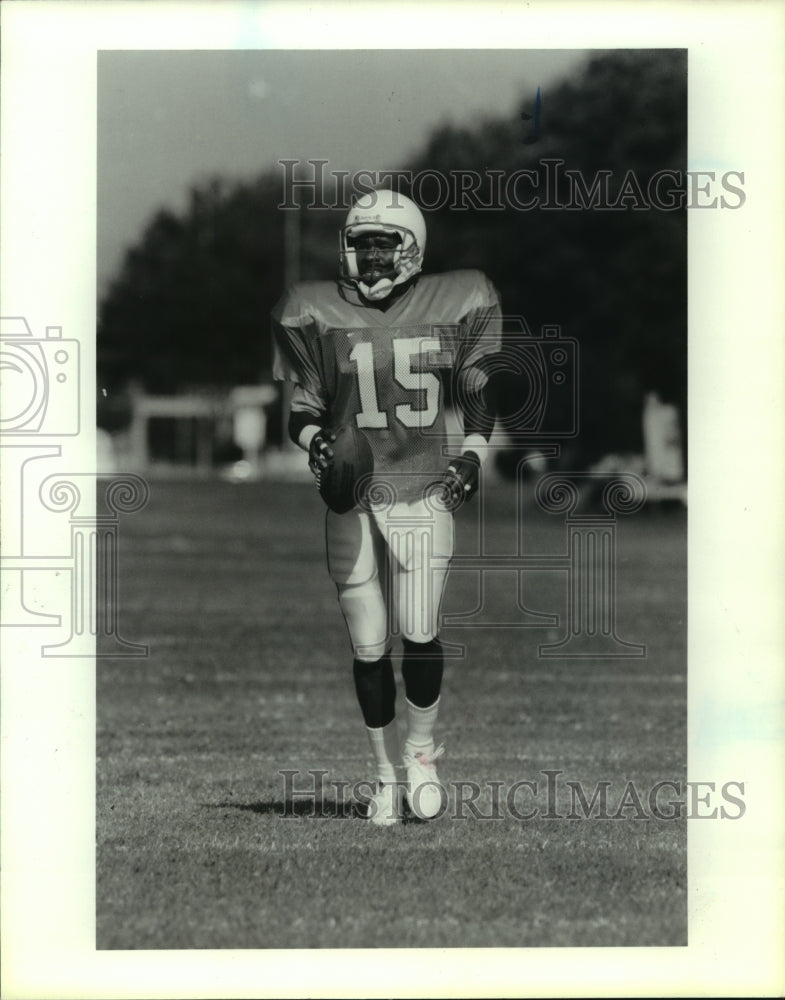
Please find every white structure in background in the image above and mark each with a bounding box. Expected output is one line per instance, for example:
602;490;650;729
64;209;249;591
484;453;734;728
642;391;686;503
97;428;117;474
589;393;686;506
119;383;283;478
126;388;222;476
228;384;277;479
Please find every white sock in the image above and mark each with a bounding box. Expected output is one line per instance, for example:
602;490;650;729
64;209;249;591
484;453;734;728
404;697;439;755
366;719;401;785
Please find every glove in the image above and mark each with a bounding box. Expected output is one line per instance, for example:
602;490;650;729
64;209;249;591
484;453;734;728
308;429;336;477
442;451;481;510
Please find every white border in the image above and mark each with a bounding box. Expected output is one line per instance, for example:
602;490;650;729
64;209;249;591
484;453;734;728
2;2;784;998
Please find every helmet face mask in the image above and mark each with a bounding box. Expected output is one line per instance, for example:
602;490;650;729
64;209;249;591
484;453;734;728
339;191;426;301
349;231;403;287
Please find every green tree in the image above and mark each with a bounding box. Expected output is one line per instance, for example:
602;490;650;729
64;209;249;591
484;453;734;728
404;49;687;465
99;173;286;394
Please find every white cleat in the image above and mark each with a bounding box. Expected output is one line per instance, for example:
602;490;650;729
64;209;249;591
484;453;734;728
403;744;446;820
364;781;403;827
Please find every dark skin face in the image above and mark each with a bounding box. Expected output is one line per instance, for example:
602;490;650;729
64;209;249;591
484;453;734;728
353;232;401;285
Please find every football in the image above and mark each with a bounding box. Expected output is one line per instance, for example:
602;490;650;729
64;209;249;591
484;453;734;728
318;424;374;514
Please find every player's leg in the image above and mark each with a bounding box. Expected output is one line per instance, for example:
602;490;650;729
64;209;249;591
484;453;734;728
378;501;454;818
383;500;453;743
326;508;401;823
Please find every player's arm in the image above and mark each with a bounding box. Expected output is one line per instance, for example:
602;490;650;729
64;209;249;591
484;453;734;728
288;386;336;474
443;278;502;506
443;360;497;506
271;294;335;476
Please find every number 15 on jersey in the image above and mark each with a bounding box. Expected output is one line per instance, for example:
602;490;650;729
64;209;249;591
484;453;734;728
348;337;442;431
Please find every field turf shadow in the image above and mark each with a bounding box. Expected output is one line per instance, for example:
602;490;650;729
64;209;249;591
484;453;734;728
203;798;426;823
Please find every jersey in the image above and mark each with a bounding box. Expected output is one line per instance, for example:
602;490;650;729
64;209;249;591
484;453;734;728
272;270;501;503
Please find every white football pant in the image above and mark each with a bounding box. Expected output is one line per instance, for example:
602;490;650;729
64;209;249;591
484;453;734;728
326;499;454;661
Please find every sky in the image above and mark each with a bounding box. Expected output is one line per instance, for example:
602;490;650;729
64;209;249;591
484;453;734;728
97;49;587;292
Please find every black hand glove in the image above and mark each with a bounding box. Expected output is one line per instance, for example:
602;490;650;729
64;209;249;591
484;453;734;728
308;429;336;477
442;450;481;509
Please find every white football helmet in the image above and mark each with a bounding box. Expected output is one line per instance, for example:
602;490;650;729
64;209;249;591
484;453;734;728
339;190;426;301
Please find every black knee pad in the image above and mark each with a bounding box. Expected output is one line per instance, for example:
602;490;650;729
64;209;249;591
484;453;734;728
353;653;396;729
401;637;444;708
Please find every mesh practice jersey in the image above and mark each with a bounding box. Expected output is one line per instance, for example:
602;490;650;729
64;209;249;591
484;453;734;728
272;270;501;503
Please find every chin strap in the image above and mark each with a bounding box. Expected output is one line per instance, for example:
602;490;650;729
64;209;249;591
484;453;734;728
357;277;395;301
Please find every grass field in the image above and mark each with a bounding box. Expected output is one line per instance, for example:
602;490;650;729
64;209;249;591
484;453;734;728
97;477;687;949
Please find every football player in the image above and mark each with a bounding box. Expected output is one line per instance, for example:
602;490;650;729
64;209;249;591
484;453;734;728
272;190;500;825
